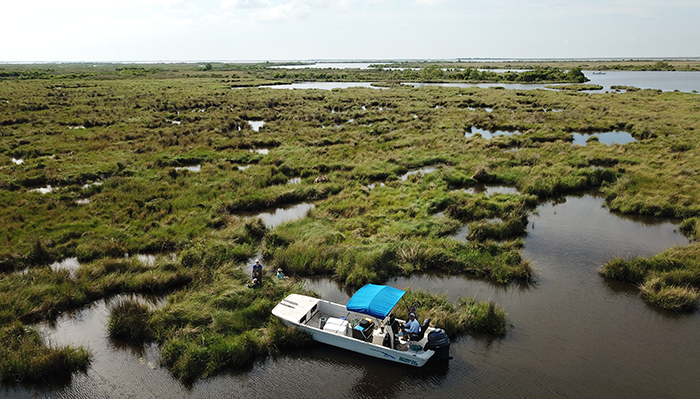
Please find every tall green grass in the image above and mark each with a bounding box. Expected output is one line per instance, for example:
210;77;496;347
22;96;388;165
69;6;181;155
403;290;507;336
0;321;91;383
601;243;700;311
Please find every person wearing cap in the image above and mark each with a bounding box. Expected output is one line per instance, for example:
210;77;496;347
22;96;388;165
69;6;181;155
410;306;418;321
276;267;289;280
403;312;420;336
251;259;263;283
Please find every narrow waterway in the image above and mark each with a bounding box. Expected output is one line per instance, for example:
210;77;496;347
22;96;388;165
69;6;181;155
4;192;697;399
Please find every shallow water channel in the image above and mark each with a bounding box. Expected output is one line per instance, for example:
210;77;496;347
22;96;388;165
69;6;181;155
5;192;699;398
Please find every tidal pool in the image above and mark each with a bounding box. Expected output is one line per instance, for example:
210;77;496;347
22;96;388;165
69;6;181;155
260;82;382;90
240;202;315;229
174;165;201;172
50;257;81;278
571;130;636;146
464;184;519;195
465;127;521;139
247;120;266;132
399;166;437;181
29;185;57;194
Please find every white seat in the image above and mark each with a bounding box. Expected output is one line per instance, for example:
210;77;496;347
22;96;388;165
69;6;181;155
323;317;348;334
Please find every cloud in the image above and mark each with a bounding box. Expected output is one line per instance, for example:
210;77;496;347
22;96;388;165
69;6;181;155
221;0;270;9
365;0;393;6
245;0;355;22
413;0;447;4
249;1;313;22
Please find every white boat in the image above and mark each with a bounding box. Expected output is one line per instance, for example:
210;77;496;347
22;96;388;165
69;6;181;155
271;284;451;367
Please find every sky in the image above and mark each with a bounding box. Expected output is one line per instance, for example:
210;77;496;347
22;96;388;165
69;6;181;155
1;0;699;62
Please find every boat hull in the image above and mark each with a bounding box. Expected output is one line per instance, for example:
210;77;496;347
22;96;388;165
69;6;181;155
272;294;435;367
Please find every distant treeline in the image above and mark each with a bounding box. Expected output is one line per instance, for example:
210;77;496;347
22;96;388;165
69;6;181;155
596;61;699;71
0;69;92;80
264;65;588;83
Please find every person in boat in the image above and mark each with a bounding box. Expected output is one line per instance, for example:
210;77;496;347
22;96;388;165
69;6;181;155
402;312;420;339
277;267;289;280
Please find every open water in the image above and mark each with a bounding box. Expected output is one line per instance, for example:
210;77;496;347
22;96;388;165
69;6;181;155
263;70;700;93
5;192;698;399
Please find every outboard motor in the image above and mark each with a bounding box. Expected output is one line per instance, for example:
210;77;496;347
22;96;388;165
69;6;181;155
423;328;452;359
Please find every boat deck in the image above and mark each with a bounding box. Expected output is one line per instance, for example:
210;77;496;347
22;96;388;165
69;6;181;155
306;308;418;352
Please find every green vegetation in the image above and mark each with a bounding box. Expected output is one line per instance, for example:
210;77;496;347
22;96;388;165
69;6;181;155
0;321;91;383
2;61;700;383
600;243;700;312
546;84;604;91
403;289;507;336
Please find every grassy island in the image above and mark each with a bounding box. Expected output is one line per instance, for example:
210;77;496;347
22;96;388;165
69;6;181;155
1;61;699;382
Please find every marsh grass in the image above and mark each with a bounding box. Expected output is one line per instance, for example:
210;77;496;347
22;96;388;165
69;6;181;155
3;62;700;382
0;321;91;383
108;299;154;342
601;243;700;311
639;278;699;312
150;269;314;383
403;290;507;337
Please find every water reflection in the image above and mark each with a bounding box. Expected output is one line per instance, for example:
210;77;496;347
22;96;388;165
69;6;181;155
465;127;520;140
571;130;636;146
29;185;56;194
583;70;700;93
260;82;382;90
175;165;201;172
241;202;315;229
464;184;519;195
247;120;266;132
271;62;385;70
50;257;80;278
399;166;437;181
250;148;269;155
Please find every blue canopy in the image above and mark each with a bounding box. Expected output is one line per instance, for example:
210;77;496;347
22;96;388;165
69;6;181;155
346;284;406;319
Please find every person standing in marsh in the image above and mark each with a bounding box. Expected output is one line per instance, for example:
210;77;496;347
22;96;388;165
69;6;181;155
250;259;263;287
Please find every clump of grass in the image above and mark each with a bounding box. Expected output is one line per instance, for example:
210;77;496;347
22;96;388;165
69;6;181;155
108;299;154;342
601;243;700;311
545;84;603;91
150;270;309;383
0;321;91;383
403;289;507;337
600;256;648;284
639;278;699;312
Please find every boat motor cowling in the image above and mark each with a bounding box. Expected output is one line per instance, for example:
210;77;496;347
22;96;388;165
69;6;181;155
423;328;451;359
